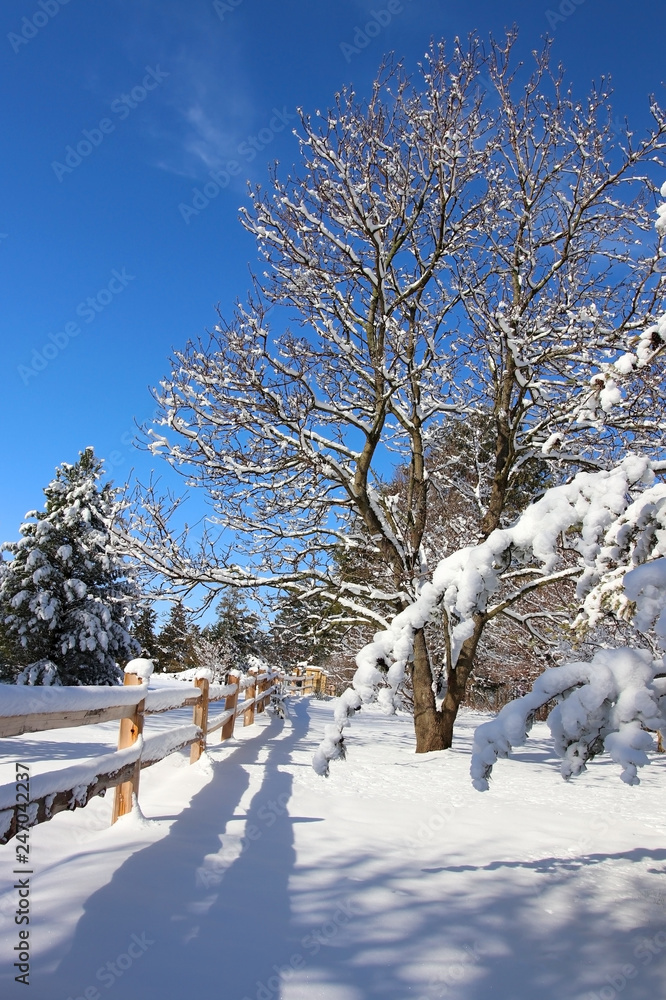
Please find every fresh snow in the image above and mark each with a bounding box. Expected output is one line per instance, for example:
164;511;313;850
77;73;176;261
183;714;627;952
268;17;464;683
124;658;155;680
0;682;149;717
144;683;201;714
0;674;242;718
0;741;143;813
1;698;665;999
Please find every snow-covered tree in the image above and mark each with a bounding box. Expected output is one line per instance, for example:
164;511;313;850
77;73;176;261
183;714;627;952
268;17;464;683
125;34;666;753
185;590;266;678
189;633;235;682
314;453;666;776
157;601;199;673
0;448;139;685
132;605;160;660
0;597;16;682
203;590;263;661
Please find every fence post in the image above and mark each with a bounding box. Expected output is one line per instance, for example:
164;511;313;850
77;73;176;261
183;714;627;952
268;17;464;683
190;676;210;764
221;673;239;741
111;672;145;824
263;673;274;711
243;674;257;727
256;675;266;714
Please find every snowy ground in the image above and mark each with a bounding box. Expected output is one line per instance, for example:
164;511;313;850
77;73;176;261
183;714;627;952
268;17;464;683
1;697;665;1000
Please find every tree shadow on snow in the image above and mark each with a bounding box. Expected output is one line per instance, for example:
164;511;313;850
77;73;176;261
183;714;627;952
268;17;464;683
278;842;666;1000
38;700;312;1000
19;700;666;1000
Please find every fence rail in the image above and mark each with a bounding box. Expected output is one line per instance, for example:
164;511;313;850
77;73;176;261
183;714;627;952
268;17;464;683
282;669;327;697
0;663;282;845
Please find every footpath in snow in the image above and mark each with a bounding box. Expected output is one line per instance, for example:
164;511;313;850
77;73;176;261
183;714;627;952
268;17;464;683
1;697;665;1000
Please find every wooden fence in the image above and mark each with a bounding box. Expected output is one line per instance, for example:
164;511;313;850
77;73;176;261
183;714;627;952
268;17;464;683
0;666;281;845
282;667;328;696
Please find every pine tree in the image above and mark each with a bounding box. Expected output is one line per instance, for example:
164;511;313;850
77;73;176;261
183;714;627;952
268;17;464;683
157;601;198;673
268;597;336;669
202;589;264;671
132;605;159;660
0;448;140;685
0;569;16;682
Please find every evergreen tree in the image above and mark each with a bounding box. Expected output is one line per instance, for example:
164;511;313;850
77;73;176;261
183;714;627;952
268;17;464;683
158;601;198;672
132;605;159;660
202;589;264;671
0;448;139;685
0;568;16;682
267;583;372;670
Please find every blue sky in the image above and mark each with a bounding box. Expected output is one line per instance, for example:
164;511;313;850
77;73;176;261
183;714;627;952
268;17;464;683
1;0;665;559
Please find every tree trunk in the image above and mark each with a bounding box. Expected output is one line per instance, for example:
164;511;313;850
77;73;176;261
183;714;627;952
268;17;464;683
411;628;450;752
412;622;483;753
438;667;468;750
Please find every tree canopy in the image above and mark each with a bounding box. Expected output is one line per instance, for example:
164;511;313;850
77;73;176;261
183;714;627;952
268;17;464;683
124;33;666;752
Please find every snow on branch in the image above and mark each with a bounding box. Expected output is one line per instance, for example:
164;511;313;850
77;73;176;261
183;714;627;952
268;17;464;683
469;556;666;790
623;558;666;639
314;455;666;776
470;647;666;790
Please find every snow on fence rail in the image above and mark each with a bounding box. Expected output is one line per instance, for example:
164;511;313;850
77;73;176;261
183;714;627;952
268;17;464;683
0;660;282;845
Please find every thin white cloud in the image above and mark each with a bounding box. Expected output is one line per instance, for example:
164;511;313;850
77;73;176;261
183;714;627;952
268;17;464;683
112;0;261;178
